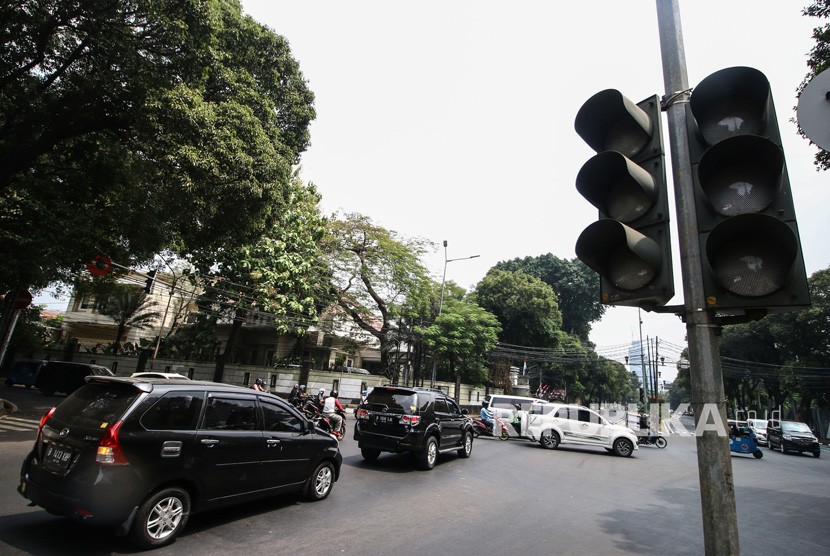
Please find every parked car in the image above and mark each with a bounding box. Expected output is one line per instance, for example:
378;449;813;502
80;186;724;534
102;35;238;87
745;418;768;446
766;419;821;457
18;376;342;548
34;361;113;396
354;385;473;470
521;403;639;457
4;360;46;388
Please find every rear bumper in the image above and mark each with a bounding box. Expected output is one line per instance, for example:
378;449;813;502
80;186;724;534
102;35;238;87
19;453;140;527
354;424;423;453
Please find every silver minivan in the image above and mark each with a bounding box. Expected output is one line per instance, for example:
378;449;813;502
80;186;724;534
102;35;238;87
746;418;768;446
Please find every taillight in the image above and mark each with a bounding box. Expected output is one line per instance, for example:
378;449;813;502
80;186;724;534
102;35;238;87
35;407;56;446
401;415;421;426
96;421;128;465
356;408;368;420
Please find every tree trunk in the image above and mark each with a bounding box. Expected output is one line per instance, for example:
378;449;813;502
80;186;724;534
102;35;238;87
213;309;245;383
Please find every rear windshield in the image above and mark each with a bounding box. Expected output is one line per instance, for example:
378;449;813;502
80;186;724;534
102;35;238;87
51;383;141;429
367;389;419;414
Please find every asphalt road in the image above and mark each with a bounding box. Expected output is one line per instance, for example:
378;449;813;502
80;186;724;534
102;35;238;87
0;387;828;555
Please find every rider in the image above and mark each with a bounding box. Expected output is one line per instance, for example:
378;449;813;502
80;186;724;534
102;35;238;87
480;401;495;432
252;378;265;392
315;388;326;410
288;383;301;403
322;390;345;436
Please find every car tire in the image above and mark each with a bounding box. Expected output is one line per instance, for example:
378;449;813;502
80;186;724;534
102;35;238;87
613;438;634;457
780;442;786;454
129;487;190;549
305;461;335;501
417;436;438;470
361;447;381;462
458;431;473;458
813;451;821;458
539;430;560;450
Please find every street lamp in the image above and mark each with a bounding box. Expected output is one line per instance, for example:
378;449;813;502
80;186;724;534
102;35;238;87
431;240;480;387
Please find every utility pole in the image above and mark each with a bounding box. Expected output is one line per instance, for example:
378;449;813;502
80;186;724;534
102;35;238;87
656;1;739;554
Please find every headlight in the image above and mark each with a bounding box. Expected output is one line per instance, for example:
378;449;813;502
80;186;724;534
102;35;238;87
783;434;793;440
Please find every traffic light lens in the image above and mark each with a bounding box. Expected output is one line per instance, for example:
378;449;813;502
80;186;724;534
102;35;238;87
711;240;789;297
608;248;655;291
696;102;763;145
704;165;773;216
604;119;649;158
608;182;652;221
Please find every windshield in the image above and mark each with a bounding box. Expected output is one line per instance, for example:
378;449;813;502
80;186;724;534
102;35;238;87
782;422;812;434
367;389;419;414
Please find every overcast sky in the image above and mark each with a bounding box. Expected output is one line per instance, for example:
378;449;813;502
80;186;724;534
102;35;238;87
234;0;829;380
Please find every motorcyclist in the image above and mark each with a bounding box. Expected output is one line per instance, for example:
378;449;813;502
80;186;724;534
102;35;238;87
288;383;301;404
480;401;494;433
322;390;345;437
315;388;326;410
252;378;265;392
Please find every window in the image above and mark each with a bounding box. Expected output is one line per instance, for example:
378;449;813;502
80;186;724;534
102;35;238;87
142;392;204;431
202;397;257;431
243;372;251;387
434;398;449;413
261;401;304;433
446;398;462;415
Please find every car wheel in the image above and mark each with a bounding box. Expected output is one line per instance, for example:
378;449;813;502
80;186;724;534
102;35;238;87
129;487;190;549
417;436;438;470
780;442;786;454
458;431;473;458
613;438;634;457
305;461;335;501
813;451;821;458
539;430;560;450
361;447;380;462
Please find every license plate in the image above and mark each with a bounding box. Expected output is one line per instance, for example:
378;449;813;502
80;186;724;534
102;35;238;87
375;415;394;424
44;444;74;469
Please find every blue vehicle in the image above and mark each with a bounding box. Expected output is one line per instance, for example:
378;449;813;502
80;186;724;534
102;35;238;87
728;420;763;459
4;360;46;388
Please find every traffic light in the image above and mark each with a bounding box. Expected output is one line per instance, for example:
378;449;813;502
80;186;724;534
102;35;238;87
574;91;674;308
144;270;156;293
686;67;810;314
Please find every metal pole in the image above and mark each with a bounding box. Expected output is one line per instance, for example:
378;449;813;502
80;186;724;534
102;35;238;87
656;1;739;554
638;308;647;404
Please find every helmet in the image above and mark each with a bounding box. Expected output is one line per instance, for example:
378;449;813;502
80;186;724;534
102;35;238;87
361;390;368;395
331;390;338;398
293;383;299;388
299;385;306;392
255;378;265;386
319;388;325;395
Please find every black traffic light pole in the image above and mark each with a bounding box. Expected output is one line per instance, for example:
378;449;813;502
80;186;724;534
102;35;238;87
655;1;740;554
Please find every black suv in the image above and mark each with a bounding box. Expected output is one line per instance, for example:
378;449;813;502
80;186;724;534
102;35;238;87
767;419;821;457
34;361;114;395
19;376;342;548
354;386;473;470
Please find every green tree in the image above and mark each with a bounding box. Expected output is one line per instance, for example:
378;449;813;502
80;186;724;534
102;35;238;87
417;299;501;398
96;285;161;355
472;269;563;347
0;0;315;292
324;213;433;374
800;1;830;170
190;177;331;381
494;254;604;340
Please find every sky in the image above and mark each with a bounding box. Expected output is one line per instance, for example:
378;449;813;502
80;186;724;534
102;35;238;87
231;0;830;381
36;1;830;382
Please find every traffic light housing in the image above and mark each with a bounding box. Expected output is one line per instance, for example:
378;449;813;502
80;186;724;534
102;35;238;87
574;91;674;308
144;270;156;293
686;67;810;314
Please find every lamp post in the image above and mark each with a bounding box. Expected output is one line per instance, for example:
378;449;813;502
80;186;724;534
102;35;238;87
430;240;479;387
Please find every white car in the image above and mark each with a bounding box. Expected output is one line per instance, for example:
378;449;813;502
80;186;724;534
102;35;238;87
130;371;190;380
521;403;639;457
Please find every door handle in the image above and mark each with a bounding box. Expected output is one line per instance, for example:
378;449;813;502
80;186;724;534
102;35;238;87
266;439;281;448
201;439;219;447
161;441;182;458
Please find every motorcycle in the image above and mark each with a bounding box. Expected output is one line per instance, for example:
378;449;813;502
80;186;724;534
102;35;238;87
471;417;509;441
636;430;668;448
315;408;347;441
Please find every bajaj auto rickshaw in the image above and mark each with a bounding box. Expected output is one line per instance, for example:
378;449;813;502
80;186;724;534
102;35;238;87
728;420;763;459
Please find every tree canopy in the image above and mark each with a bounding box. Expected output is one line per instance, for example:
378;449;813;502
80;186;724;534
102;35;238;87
472;268;563;347
494;254;604;340
0;0;315;292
